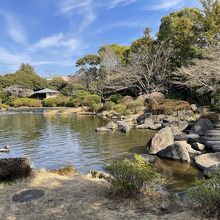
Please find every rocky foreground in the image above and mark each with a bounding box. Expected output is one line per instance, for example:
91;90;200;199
0;169;202;220
96;101;220;176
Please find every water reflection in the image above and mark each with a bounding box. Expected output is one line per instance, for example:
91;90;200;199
0;113;202;190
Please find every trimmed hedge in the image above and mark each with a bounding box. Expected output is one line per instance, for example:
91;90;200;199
12;98;42;107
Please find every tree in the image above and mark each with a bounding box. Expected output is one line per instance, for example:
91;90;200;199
172;50;220;95
129;28;154;55
76;54;101;69
126;43;172;94
98;44;130;65
200;0;220;48
0;63;48;90
158;7;204;66
48;77;67;91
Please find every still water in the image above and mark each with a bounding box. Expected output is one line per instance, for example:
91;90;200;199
0;113;202;190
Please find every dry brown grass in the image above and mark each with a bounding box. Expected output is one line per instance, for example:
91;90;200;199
48;165;77;176
151;99;190;114
0;169;201;220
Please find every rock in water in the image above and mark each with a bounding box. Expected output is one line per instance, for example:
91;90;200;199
105;121;118;131
147;127;174;154
0;158;32;181
194;153;220;175
190;118;213;135
158;142;191;163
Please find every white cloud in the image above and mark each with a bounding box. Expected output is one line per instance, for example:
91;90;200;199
29;33;80;52
0;10;26;44
58;0;96;31
107;0;137;9
145;0;184;11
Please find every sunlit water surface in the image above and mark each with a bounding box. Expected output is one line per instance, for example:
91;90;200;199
0;113;202;190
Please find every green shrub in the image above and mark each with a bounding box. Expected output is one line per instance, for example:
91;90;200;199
108;94;123;104
105;154;164;198
55;95;71;106
103;101;116;111
12;98;42;107
187;171;220;218
42;97;57;107
113;104;127;116
83;94;101;111
0;103;9;110
126;100;144;113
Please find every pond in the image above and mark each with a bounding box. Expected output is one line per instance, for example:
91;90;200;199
0;113;202;191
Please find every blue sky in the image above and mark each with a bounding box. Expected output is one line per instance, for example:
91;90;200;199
0;0;201;77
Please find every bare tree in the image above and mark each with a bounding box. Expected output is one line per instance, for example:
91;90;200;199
127;43;172;94
172;50;220;95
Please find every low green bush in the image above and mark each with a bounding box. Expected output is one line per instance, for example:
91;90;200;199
187;171;220;218
105;154;164;198
0;103;9;110
108;94;123;104
55;95;71;106
103;101;116;111
112;104;127;116
42;97;57;107
126;100;144;113
83;94;101;111
12;98;42;107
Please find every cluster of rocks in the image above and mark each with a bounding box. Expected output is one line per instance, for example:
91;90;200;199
146;116;220;175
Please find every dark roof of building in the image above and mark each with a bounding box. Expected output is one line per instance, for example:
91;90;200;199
34;88;60;94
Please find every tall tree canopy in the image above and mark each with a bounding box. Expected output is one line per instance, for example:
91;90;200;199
0;63;48;90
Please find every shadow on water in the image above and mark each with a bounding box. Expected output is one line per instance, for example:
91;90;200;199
0;113;202;191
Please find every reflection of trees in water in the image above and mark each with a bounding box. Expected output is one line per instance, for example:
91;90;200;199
0;114;46;155
154;157;203;191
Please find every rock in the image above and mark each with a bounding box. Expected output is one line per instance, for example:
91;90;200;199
200;113;219;124
162;116;177;123
158;143;191;163
105;121;118;131
137;113;152;124
194;153;220;174
190;104;197;112
145;92;165;103
117;121;133;133
175;133;200;142
121;96;134;104
136;118;162;130
0;158;32;181
169;124;182;136
191;143;205;151
190;118;213;135
169;121;188;132
140;154;155;163
95;127;111;132
174;141;201;156
147;127;174;154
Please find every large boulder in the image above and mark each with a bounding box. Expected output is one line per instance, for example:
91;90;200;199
147;127;174;154
200;113;219;124
158;142;191;163
0;158;32;181
190;118;213;135
136;118;162;130
169;121;188;132
194;153;220;174
105;121;118;131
